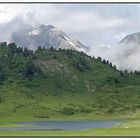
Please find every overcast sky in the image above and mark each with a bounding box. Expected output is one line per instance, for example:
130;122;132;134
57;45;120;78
0;4;140;48
1;4;140;70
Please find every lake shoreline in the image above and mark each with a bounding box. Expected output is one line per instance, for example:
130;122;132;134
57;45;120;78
0;115;139;136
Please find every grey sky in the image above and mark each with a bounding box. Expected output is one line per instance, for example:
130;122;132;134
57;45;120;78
0;4;139;48
1;4;140;71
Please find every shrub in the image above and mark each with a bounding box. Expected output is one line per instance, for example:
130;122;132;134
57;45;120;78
78;107;92;113
0;95;5;103
74;58;89;72
61;107;75;115
24;61;41;78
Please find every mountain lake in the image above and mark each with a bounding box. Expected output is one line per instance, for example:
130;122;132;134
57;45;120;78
0;120;124;131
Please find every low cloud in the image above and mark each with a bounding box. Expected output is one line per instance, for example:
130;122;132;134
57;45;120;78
0;4;140;71
89;42;140;72
0;4;127;47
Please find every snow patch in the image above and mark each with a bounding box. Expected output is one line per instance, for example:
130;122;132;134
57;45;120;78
63;36;76;47
67;41;76;47
29;29;39;35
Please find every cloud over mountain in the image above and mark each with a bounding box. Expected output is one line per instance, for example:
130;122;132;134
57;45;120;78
1;4;140;71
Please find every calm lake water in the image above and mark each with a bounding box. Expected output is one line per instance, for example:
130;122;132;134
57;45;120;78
0;120;123;130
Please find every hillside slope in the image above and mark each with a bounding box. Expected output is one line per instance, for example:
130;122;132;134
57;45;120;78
0;42;140;118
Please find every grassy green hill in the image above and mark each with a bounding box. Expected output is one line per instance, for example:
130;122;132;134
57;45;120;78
0;42;140;120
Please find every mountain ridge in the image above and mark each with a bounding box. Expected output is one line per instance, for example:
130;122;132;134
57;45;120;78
11;24;90;53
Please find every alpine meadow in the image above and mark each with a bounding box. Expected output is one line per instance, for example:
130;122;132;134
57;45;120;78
1;4;140;137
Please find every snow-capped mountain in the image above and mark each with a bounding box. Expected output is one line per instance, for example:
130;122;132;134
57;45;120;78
118;32;140;59
106;32;140;71
11;24;89;53
120;32;140;45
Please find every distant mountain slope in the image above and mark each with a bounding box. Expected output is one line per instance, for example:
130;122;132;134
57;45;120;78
120;32;140;45
11;24;89;53
94;32;140;71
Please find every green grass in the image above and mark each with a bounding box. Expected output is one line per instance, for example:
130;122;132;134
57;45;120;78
1;43;140;136
0;43;140;117
0;128;140;136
